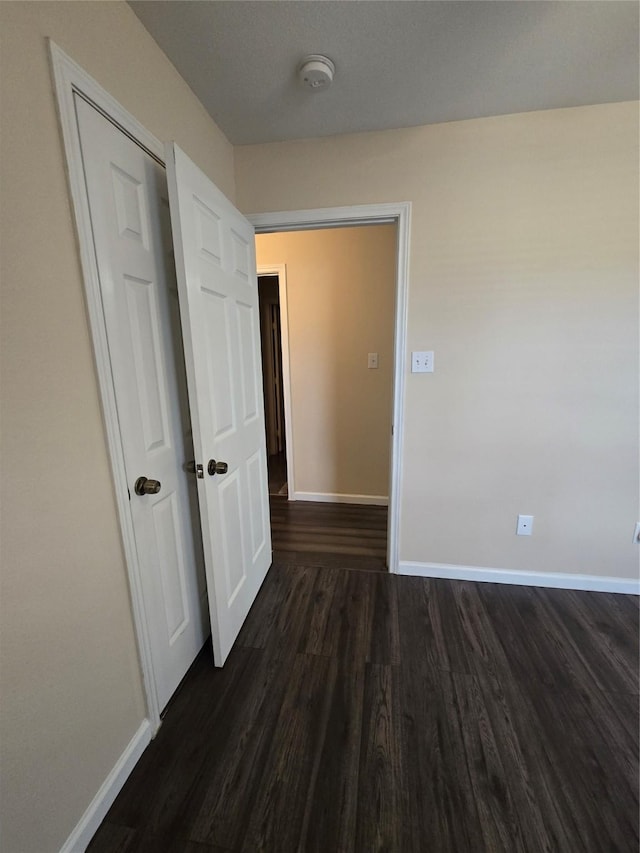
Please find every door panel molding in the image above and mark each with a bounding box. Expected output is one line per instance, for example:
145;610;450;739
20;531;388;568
250;205;411;574
50;39;167;731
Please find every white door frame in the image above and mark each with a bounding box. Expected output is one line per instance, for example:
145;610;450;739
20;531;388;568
50;40;172;731
256;264;295;500
249;207;411;573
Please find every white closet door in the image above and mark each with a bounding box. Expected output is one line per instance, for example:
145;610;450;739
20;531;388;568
76;99;208;709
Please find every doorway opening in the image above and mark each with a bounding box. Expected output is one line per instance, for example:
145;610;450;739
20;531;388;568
258;274;289;497
256;223;400;572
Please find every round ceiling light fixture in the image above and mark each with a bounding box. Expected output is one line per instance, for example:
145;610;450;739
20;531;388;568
297;55;335;91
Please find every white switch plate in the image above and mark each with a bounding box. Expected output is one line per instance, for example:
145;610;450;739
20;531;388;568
368;352;379;369
411;351;434;373
516;514;534;536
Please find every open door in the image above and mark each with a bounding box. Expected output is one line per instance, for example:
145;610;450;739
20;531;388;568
165;143;271;666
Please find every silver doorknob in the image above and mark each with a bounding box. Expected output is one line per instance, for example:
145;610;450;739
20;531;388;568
207;459;228;476
134;476;161;496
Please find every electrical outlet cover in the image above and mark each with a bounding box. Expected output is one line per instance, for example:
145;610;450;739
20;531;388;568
516;514;534;535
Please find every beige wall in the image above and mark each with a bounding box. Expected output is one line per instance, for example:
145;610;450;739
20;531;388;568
256;226;396;498
0;3;235;851
238;102;640;579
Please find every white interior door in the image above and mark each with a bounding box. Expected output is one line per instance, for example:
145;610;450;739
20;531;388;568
166;143;272;666
76;99;208;709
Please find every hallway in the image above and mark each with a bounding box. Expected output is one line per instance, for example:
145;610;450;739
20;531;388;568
270;496;388;571
267;451;288;496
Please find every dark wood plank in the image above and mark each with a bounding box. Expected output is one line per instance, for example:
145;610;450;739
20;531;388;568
478;583;600;693
237;563;315;652
368;572;400;665
235;562;291;649
273;548;387;571
297;658;366;853
258;563;316;657
397;576;450;678
399;657;482;853
525;684;639;852
199;566;319;836
535;586;639;695
188;647;299;849
451;672;527;852
239;653;335;853
355;663;404;853
87;820;230;852
312;568;375;663
473;667;579;852
449;581;516;680
605;688;640;748
297;566;341;655
134;836;229;853
86;823;137;853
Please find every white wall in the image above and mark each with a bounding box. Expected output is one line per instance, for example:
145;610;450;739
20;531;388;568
237;102;640;580
256;226;396;500
0;3;235;850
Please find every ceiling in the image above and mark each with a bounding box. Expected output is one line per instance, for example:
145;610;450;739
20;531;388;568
129;1;639;146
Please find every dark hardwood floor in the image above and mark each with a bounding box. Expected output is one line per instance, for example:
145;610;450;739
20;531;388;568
88;549;639;852
270;495;388;570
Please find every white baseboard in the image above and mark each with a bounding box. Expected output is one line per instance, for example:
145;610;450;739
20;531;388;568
397;561;640;595
60;719;152;853
293;491;388;506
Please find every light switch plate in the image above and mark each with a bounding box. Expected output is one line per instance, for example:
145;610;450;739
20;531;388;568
411;351;434;373
368;352;379;369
